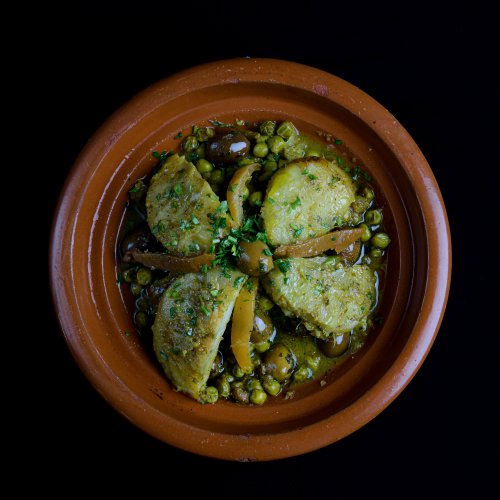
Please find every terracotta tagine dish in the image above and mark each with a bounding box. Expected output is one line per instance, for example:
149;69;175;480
49;58;451;461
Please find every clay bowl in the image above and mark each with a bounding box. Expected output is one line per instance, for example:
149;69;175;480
49;58;451;461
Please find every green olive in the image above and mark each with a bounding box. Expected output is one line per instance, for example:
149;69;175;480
369;248;383;259
260;120;277;136
233;364;246;379
284;144;305;161
293;365;310;383
261;376;281;396
250;389;267;405
135;311;148;328
371;232;390;249
254;340;271;353
263;161;278;173
205;386;218;404
256;135;269;144
209;170;224;184
241;186;249;199
209;352;223;379
236;240;274;276
207;132;250;164
253;143;269;158
122;268;135;283
129;283;143;296
195;127;215;142
267;136;286;154
317;332;350;358
248;191;263;207
365;209;382;225
258;294;275;311
182;135;199;153
136;267;153;286
276;121;296;140
304;355;320;370
250;311;276;343
306;150;321;157
216;377;231;398
196;158;213;174
359;223;371;242
136;297;149;311
261;344;295;382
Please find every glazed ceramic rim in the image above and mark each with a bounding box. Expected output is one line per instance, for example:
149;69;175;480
49;58;451;460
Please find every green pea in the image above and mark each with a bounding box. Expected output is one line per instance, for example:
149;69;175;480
231;380;245;390
249;191;263;207
222;372;235;384
266;153;280;162
195;144;206;158
196;158;213;174
136;297;149;311
306;150;321;157
136;267;153;286
233;364;246;379
369;248;383;259
304;356;319;370
202;172;211;181
264;161;278;173
278;159;288;169
216;378;231;398
293;365;310;382
359;223;371;242
371;232;390;249
254;340;271;353
129;283;143;296
260;120;277;136
241;186;249;199
122;268;135;283
182;135;199;152
365;209;382;225
363;187;374;201
256;135;269;144
250;389;267;405
262;377;281;396
276;121;296;140
267;136;286;154
258;295;275;311
258;171;274;182
246;378;263;392
253;143;269;158
210;170;224;184
135;311;148;328
205;386;218;404
351;212;362;225
195;127;215;142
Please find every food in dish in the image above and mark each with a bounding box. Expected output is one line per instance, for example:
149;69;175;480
118;119;390;404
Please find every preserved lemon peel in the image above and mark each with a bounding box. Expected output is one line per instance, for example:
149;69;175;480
273;228;365;258
231;277;259;373
129;249;216;273
226;163;263;226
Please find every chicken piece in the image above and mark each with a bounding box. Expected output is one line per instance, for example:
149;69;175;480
152;267;247;402
146;154;232;257
260;257;376;339
260;157;356;246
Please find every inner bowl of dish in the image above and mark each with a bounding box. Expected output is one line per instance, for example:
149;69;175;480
49;58;451;461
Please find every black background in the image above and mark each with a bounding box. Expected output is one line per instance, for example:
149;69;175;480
28;0;497;496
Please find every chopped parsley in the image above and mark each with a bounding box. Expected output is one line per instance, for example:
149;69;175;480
375;316;383;324
170;349;179;355
160;351;168;361
174;132;182;139
335;139;342;144
268;198;275;204
201;306;211;316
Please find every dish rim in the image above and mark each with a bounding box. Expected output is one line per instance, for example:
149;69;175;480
49;57;451;460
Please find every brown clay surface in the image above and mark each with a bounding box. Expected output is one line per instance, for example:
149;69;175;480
49;58;451;461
